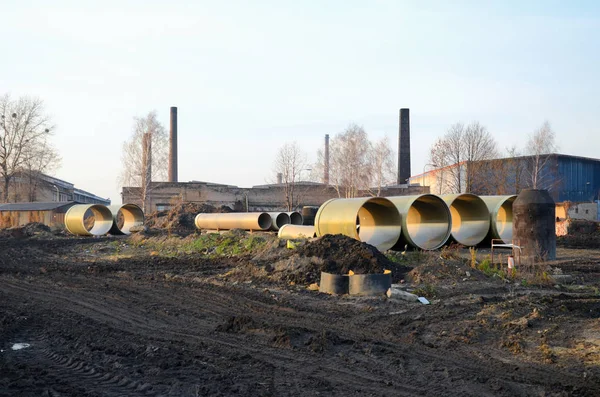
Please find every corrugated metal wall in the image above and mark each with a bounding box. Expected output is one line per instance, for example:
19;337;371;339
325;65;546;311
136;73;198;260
0;210;65;228
557;156;600;202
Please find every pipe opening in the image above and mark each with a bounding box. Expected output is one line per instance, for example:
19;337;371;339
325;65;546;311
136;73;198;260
495;197;515;243
109;204;144;235
445;194;490;246
315;197;401;252
393;195;451;250
257;213;273;230
288;212;303;225
65;204;113;236
268;212;291;230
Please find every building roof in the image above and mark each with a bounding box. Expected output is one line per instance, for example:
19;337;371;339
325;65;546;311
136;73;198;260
0;201;76;211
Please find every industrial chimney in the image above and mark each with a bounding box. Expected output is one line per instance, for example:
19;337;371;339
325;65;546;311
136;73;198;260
277;173;283;184
168;106;178;182
324;134;330;185
397;108;411;185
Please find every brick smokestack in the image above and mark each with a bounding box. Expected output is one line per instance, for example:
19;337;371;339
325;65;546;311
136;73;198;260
397;108;411;184
277;173;283;184
168;106;178;182
324;134;330;185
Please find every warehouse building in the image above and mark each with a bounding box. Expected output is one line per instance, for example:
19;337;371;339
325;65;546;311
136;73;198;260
410;153;600;203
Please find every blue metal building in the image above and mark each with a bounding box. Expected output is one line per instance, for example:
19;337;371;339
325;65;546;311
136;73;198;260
555;154;600;202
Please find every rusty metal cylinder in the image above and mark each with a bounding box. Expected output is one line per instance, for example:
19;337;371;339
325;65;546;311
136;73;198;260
108;204;144;235
441;194;490;246
512;189;556;260
388;194;452;250
314;197;401;252
64;204;114;236
267;212;290;231
277;224;316;239
480;195;517;243
287;211;303;225
195;212;272;231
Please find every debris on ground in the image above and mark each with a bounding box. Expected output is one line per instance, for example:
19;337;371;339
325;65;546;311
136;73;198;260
144;202;233;235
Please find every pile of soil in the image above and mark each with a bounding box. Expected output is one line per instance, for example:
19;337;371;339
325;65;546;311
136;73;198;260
0;222;52;239
264;234;412;285
557;220;600;248
145;202;233;235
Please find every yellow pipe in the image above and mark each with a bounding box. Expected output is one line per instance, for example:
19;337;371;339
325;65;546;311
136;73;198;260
108;204;144;235
387;194;451;250
64;204;114;236
277;224;316;239
195;212;272;231
441;193;490;246
479;195;517;243
314;197;401;252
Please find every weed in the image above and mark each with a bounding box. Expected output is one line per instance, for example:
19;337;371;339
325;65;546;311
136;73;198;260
469;247;477;269
413;284;437;299
477;259;506;279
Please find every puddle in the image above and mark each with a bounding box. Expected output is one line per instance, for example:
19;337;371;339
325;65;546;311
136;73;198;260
11;343;31;351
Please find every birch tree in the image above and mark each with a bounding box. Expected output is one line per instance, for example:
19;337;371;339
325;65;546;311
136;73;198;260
369;135;395;196
272;141;307;211
0;94;58;202
525;121;558;189
328;124;372;198
119;111;168;212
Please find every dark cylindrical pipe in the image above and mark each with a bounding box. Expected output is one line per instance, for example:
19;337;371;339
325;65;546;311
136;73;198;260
513;189;556;261
301;206;319;225
169;106;178;182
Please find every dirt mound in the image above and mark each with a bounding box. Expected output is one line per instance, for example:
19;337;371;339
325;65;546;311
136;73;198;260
145;202;233;235
262;234;412;285
0;222;53;239
298;234;396;275
557;220;600;248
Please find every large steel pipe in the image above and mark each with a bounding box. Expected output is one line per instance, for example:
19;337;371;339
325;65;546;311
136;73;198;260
480;195;517;243
267;212;290;231
388;194;452;250
287;211;303;225
64;204;114;236
195;212;272;231
108;204;144;235
314;197;401;252
278;224;316;239
441;194;490;246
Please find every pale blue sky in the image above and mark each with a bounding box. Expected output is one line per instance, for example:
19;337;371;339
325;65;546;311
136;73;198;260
1;0;598;203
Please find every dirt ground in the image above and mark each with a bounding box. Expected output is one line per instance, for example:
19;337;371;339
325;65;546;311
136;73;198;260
1;228;600;396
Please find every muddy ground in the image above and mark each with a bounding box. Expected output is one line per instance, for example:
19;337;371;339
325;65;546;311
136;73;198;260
1;228;600;396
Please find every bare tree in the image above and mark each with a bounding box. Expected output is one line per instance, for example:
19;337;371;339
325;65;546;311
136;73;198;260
328;124;372;198
20;139;61;201
272;142;307;211
369;135;395;196
119;111;168;212
427;121;498;194
0;94;58;202
464;121;499;191
525;121;558;189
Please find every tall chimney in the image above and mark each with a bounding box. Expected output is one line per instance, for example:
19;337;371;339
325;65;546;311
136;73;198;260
324;134;330;185
277;173;283;184
168;106;178;182
397;108;411;184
